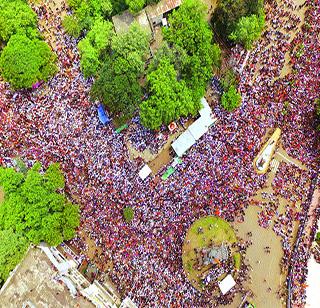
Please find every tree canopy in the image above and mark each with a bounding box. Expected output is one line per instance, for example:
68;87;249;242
212;0;265;47
126;0;145;14
0;0;37;42
221;85;242;112
0;229;28;284
163;0;221;101
78;18;114;78
229;11;265;49
64;0;113;35
0;162;80;246
0;34;57;89
140;57;196;130
0;162;79;283
91;23;149;116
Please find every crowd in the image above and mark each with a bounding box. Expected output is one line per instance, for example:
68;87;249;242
0;0;319;306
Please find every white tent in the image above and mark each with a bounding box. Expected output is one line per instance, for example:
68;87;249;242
171;97;217;157
171;129;196;157
138;164;152;180
188;119;208;141
199;97;212;117
218;274;236;295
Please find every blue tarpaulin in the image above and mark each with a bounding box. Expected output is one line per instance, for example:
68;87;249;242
97;104;110;125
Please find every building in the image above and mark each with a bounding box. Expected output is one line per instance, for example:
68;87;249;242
0;244;137;308
112;0;182;35
112;9;153;36
146;0;182;26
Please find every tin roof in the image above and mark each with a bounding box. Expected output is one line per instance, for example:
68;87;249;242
146;0;182;19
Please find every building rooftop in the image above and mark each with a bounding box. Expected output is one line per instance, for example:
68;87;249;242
0;246;94;308
112;9;152;35
146;0;182;20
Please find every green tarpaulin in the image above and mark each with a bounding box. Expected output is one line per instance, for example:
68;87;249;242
115;123;128;134
161;166;175;181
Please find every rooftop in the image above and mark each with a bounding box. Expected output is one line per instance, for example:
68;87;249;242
0;246;94;308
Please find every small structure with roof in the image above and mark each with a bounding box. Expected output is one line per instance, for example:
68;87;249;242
112;10;152;35
146;0;182;26
139;164;152;180
218;274;236;295
171;97;217;157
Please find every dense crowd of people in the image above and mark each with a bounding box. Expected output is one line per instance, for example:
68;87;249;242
0;0;319;306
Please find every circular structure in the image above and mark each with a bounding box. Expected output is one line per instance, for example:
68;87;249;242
182;216;239;290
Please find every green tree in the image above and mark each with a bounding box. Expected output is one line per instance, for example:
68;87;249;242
62;15;82;38
164;0;220;101
77;18;114;77
65;0;113;32
0;34;57;89
91;23;149;116
212;0;265;42
78;41;100;78
229;12;265;49
123;207;134;223
0;229;28;284
0;0;37;42
0;163;80;246
140;57;196;129
126;0;145;14
221;85;242;112
221;68;238;91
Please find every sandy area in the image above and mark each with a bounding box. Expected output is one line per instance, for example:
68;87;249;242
235;206;285;308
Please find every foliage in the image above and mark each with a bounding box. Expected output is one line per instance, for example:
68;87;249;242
123;206;134;223
78;40;100;78
221;85;242;112
221;68;238;91
78;18;114;77
140;57;196;130
62;15;82;38
212;0;264;42
0;229;29;284
0;0;37;42
229;11;265;49
110;0;128;15
91;23;149;115
316;231;320;243
65;0;113;33
163;0;220;101
0;163;80;246
147;43;188;76
295;43;305;58
233;252;241;269
126;0;145;14
0;34;57;89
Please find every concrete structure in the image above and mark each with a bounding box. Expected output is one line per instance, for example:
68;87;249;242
112;10;152;35
112;0;182;35
0;244;137;308
0;246;94;308
253;128;281;174
146;0;182;26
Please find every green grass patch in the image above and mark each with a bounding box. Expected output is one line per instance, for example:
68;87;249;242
182;216;238;290
233;252;241;269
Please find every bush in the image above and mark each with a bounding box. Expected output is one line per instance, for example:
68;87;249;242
233;252;241;269
123;207;134;223
221;85;242;112
62;15;82;38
